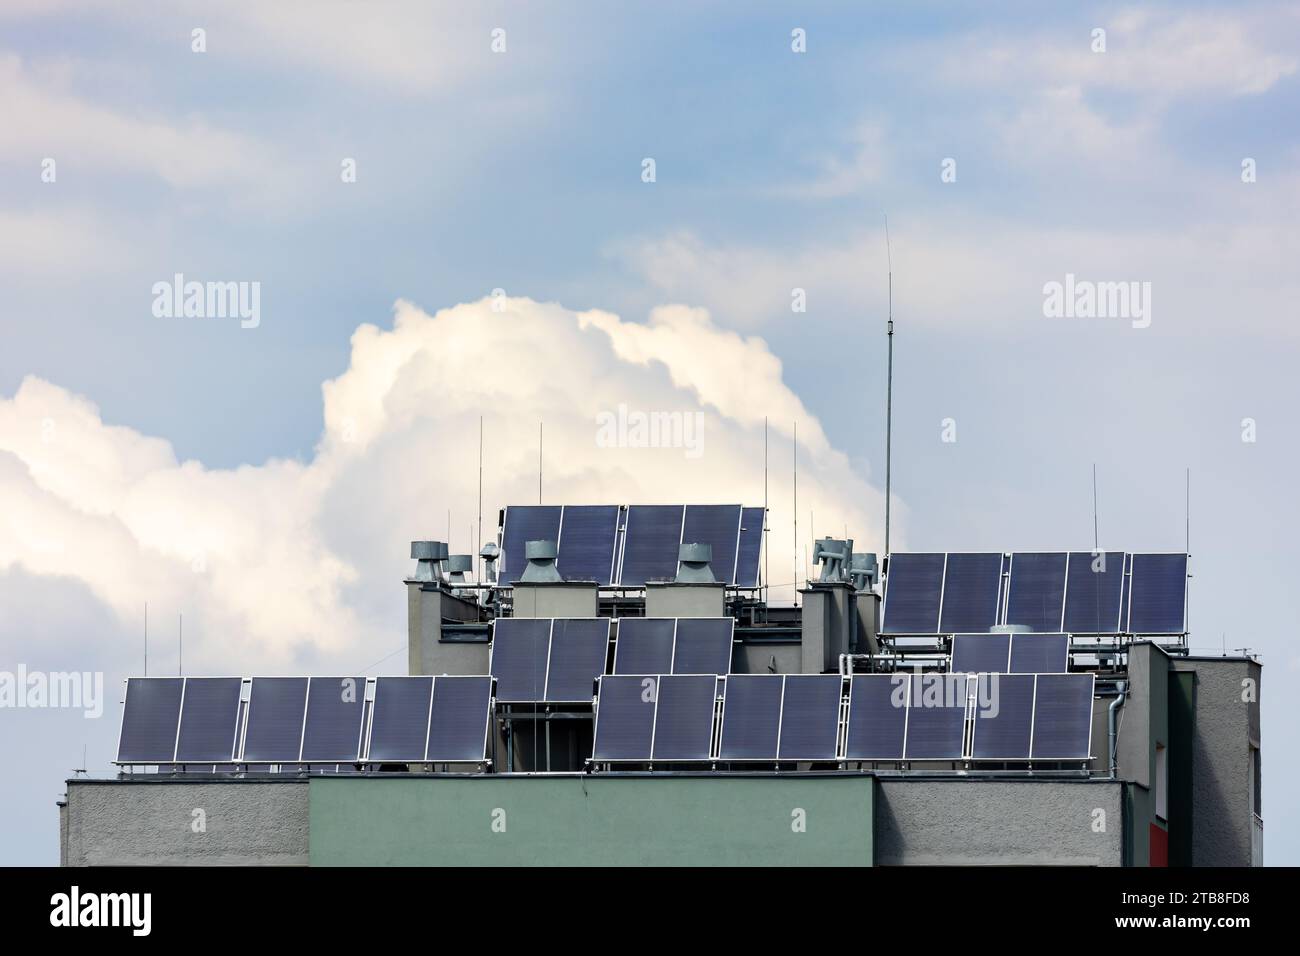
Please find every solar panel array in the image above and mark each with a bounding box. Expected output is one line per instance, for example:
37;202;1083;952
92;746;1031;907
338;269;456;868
951;632;1070;674
490;617;610;703
500;504;764;587
116;675;491;765
613;618;734;676
593;671;1094;763
882;551;1187;635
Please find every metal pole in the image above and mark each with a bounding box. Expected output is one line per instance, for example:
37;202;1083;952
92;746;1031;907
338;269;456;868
884;217;894;557
478;415;484;580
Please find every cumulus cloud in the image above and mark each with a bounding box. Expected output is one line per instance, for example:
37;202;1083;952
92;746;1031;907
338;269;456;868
0;297;886;676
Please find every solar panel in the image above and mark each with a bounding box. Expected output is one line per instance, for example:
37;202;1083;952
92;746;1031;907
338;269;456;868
651;675;718;761
881;553;945;633
845;675;908;760
778;675;842;760
556;505;620;585
174;678;243;763
1128;553;1188;634
718;675;783;760
544;618;609;702
426;676;492;762
619;505;684;585
117;678;184;762
671;618;733;674
1030;673;1095;760
1062;551;1124;633
592;675;657;761
736;506;765;588
951;633;1011;673
1009;633;1069;673
613;618;675;674
681;504;742;583
490;618;551;702
300;677;367;762
903;674;968;760
970;673;1035;760
938;553;1003;633
242;677;308;762
501;505;562;583
1005;552;1067;632
366;677;433;762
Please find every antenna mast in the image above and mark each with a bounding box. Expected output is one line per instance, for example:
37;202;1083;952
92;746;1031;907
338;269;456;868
793;421;798;605
884;217;894;557
538;422;543;505
763;416;769;612
1092;464;1100;550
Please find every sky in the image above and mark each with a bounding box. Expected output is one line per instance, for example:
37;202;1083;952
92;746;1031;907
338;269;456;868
0;1;1297;865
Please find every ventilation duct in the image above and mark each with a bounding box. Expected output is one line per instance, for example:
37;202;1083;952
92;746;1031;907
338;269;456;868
675;543;716;583
520;540;563;583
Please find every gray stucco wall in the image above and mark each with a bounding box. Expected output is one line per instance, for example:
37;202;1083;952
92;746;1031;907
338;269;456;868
1173;658;1260;866
875;778;1124;865
62;779;309;866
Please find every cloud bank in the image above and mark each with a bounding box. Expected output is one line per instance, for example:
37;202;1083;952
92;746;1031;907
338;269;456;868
1;296;885;675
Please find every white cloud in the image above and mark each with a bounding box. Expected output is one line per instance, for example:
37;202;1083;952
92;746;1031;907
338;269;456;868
0;55;290;194
0;297;886;676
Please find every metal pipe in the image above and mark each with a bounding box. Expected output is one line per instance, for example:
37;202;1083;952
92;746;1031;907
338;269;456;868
1108;680;1128;778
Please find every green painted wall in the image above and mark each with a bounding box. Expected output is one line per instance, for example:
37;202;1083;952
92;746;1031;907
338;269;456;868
310;775;872;866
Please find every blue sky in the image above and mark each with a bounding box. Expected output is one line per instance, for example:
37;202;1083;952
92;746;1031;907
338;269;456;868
1;1;1297;864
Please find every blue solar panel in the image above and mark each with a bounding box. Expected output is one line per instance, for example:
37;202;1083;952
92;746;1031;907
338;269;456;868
175;678;243;762
778;675;842;760
719;675;783;760
736;506;765;588
682;504;742;583
651;675;717;760
544;618;609;702
367;677;433;762
592;676;657;761
1128;553;1188;634
845;675;908;760
970;673;1035;760
671;618;733;674
951;633;1011;673
556;505;620;585
242;677;308;762
1009;633;1069;673
490;618;551;702
1005;552;1067;632
882;553;945;633
619;505;684;585
903;674;968;760
1063;551;1125;633
938;553;1003;633
614;618;675;674
426;676;492;762
117;678;184;762
300;677;366;762
1031;674;1094;759
501;505;562;584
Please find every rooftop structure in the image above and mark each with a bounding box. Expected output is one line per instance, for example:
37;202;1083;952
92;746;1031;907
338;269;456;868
60;506;1263;867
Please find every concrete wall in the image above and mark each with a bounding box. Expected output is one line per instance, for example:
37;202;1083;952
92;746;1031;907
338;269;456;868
732;640;802;674
1173;657;1261;866
645;583;726;618
62;779;308;866
310;774;872;866
875;778;1124;866
407;583;490;676
512;583;598;618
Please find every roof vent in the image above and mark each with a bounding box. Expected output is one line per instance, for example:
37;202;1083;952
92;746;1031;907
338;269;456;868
447;554;473;584
520;539;563;583
479;542;500;585
676;543;716;583
849;552;878;590
813;538;853;582
409;540;447;583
